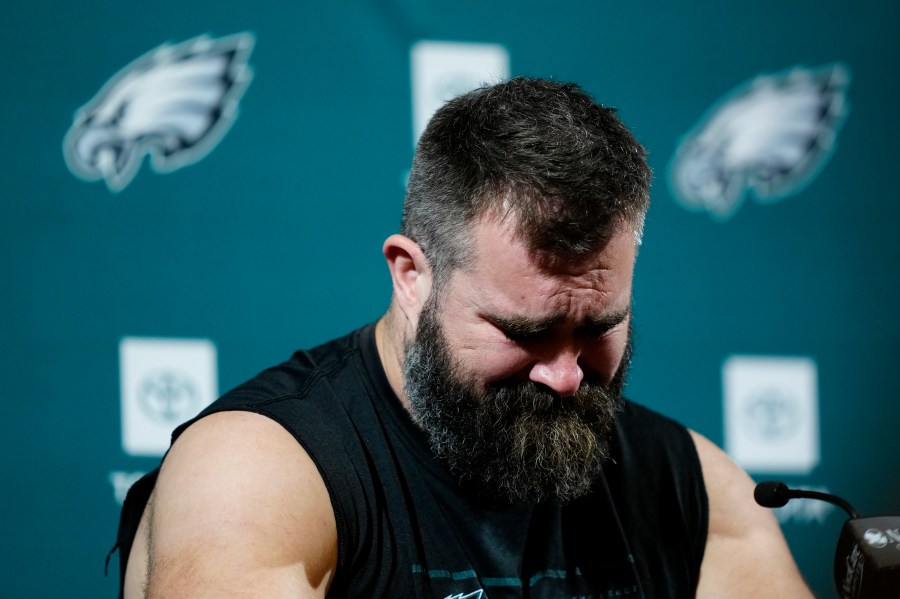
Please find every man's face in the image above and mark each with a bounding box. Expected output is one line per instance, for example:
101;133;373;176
403;216;636;504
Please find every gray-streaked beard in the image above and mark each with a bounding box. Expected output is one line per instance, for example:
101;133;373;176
403;298;629;505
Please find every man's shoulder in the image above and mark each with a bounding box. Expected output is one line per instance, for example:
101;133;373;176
134;410;338;598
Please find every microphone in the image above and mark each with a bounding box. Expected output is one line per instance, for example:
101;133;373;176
754;480;860;518
754;481;900;599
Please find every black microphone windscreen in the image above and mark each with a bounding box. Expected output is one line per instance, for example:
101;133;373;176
754;480;791;508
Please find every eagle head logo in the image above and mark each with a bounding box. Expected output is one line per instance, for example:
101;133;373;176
668;64;850;221
63;32;254;192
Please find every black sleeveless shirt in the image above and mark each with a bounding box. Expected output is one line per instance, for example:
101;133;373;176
115;324;708;598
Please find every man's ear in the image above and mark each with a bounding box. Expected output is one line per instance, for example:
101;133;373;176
383;234;432;325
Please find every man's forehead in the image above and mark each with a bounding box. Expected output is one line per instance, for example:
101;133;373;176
468;212;637;273
476;200;638;252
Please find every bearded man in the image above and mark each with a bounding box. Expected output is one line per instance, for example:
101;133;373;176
114;77;812;598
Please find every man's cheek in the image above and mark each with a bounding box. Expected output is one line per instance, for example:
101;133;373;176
464;348;535;389
583;336;629;385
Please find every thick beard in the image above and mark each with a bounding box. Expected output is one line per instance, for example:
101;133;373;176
403;298;630;505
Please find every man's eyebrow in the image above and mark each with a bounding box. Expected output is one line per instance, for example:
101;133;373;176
487;314;561;336
486;306;631;336
584;307;631;331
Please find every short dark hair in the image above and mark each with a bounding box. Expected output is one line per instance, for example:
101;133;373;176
402;77;652;285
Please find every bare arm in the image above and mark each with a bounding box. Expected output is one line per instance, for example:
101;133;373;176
125;411;338;599
691;431;813;598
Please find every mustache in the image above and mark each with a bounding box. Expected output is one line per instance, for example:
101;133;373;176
492;377;613;413
472;377;617;413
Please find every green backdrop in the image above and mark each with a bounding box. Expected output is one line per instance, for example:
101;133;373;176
3;2;898;597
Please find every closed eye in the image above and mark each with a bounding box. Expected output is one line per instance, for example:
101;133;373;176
581;323;617;338
583;310;630;337
500;328;543;343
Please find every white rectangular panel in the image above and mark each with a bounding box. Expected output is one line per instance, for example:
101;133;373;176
120;337;217;456
723;355;819;474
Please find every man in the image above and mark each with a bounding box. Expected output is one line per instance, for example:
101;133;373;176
115;77;812;597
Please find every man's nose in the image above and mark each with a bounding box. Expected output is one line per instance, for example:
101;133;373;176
528;348;584;397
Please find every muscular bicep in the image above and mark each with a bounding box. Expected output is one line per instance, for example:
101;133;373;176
691;431;813;598
133;411;337;599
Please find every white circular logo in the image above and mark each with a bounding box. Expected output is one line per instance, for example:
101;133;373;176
138;369;199;424
744;388;801;440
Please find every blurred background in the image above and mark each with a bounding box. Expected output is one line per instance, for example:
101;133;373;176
2;1;898;597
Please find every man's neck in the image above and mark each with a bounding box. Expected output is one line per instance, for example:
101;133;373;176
374;311;412;412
